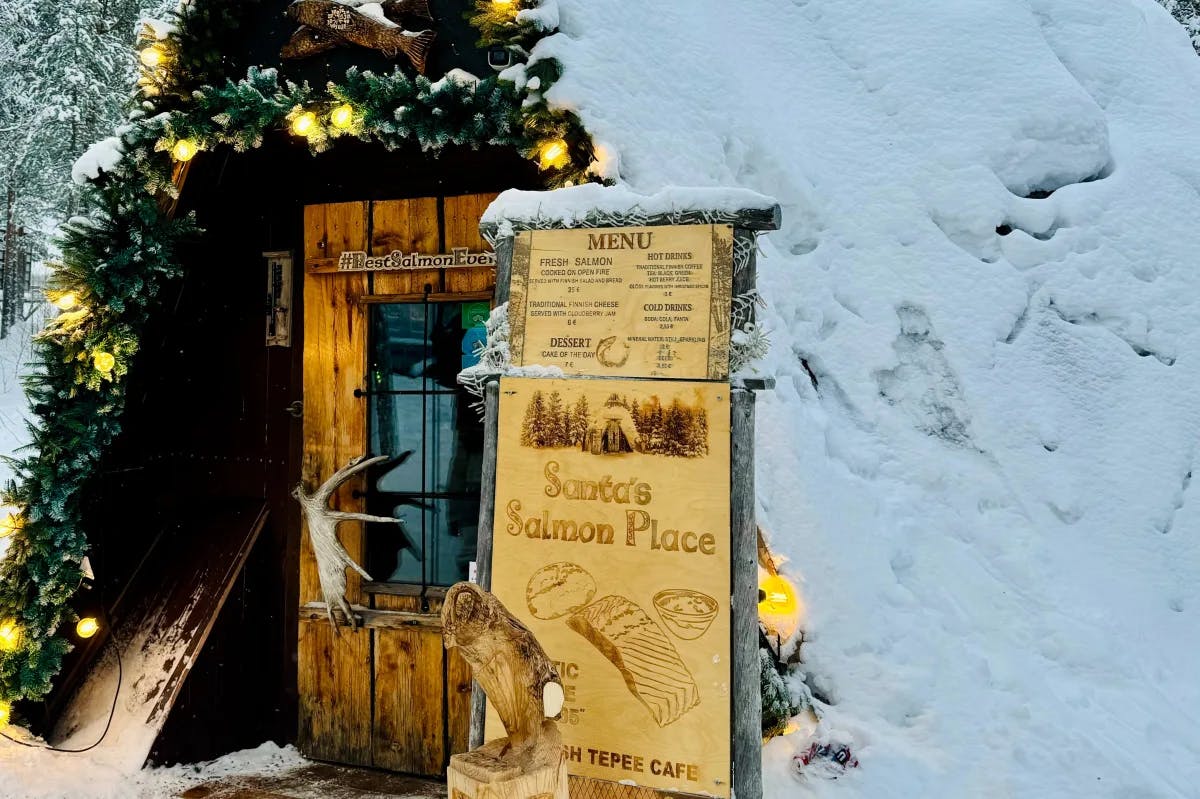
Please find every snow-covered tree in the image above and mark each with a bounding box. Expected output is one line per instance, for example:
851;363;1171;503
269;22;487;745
0;0;144;265
24;0;138;215
546;390;565;446
568;394;589;447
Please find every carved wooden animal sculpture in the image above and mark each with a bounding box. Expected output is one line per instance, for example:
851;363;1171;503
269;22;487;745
443;583;567;797
282;0;436;73
293;454;402;628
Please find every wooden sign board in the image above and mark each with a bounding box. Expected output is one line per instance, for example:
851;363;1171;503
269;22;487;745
306;247;497;273
508;225;733;380
488;376;731;797
336;247;496;271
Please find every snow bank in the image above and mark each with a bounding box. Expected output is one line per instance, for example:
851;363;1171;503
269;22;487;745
0;738;305;799
484;183;776;229
534;0;1200;796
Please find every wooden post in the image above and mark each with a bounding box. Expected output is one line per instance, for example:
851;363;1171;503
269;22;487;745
469;379;501;749
730;387;761;799
492;236;514;306
731;225;762;799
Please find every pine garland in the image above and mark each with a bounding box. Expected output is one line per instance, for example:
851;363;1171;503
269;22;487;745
0;0;607;714
467;0;602;187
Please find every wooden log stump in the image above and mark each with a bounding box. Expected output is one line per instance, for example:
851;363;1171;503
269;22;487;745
444;582;568;799
448;747;568;799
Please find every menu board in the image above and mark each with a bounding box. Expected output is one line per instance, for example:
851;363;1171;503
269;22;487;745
487;376;731;797
507;224;733;380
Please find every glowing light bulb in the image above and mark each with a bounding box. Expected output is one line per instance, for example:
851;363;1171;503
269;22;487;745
0;512;22;538
171;139;197;162
76;617;100;639
538;139;568;170
92;351;116;374
54;292;78;311
0;620;21;652
330;104;354;130
0;701;10;729
758;574;802;637
139;45;165;68
292;111;318;137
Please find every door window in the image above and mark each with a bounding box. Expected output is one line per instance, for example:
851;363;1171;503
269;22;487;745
365;301;485;587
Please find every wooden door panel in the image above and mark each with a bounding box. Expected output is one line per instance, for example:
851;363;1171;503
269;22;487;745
444;193;498;294
298;201;372;764
372;197;441;296
300;200;369;605
372;594;446;774
446;646;474;757
300;194;497;774
297;621;372;764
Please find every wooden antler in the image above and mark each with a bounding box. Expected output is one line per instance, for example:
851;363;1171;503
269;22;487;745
294;454;402;629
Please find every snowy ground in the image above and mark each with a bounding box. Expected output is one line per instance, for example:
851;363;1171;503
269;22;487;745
6;0;1200;797
530;0;1200;796
0;739;309;799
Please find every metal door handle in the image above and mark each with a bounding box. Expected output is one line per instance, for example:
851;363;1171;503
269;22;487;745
285;400;303;418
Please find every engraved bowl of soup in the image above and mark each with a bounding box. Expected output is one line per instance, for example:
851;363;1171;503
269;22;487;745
653;589;719;640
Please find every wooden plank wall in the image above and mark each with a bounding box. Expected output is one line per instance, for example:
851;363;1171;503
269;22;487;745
299;193;496;774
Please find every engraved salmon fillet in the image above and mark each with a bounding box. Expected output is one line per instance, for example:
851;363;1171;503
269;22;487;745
567;595;699;726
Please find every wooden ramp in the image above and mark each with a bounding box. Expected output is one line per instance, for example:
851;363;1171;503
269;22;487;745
50;500;269;770
179;763;445;799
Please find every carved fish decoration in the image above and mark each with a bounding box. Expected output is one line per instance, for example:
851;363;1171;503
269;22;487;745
282;0;436;73
281;25;340;60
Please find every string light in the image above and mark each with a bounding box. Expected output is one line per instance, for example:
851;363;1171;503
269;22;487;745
0;511;22;538
291;111;318;137
75;617;100;639
53;292;79;311
0;620;21;652
92;351;116;374
171;139;198;162
139;44;166;68
330;104;355;130
538;139;568;170
758;573;802;637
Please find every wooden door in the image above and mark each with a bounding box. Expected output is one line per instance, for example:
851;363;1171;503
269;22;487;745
297;193;496;775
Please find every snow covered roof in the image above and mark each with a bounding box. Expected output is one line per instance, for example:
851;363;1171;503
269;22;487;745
517;1;1200;796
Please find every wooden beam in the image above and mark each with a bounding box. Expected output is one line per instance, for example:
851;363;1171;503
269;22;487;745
49;500;269;762
299;602;443;632
359;291;493;305
158;160;192;220
360;581;449;599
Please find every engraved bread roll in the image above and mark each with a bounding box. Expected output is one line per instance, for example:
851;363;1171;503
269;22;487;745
567;594;700;727
526;562;597;620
